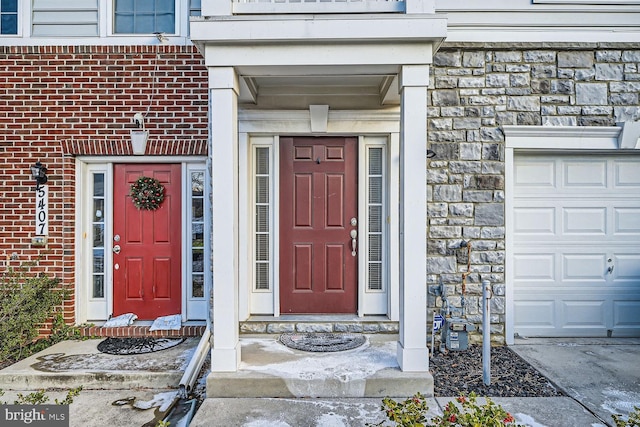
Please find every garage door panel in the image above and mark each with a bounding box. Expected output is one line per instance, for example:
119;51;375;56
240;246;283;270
615;161;640;187
563;160;608;188
514;153;640;338
514;160;556;188
560;300;607;328
514;300;555;327
613;300;640;328
514;207;555;235
614;208;640;234
563;208;606;235
563;254;607;281
612;254;640;281
514;254;555;281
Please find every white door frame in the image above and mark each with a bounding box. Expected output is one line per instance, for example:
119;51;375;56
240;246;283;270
237;109;402;321
74;156;210;324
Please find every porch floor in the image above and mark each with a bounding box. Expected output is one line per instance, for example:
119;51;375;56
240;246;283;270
207;334;433;398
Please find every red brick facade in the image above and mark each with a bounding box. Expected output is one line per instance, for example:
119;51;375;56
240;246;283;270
0;45;208;330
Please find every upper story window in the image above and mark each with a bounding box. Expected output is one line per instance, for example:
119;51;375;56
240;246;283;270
114;0;175;34
1;0;18;35
190;0;201;16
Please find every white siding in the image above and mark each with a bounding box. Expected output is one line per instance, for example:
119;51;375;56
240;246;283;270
32;0;99;37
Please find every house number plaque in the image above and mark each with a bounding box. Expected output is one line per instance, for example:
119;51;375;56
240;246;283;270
36;184;48;236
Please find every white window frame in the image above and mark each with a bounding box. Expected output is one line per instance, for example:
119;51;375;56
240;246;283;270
110;0;179;36
0;0;21;37
183;163;210;320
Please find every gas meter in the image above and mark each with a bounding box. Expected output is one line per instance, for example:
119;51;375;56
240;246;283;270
442;317;476;351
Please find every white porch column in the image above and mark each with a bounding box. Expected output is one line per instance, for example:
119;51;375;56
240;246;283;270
210;67;241;372
397;64;429;372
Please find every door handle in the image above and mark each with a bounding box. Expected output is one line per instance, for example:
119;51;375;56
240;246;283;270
113;245;121;254
350;229;357;257
607;265;614;275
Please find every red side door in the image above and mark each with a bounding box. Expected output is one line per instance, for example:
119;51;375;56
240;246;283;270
113;164;182;319
279;137;358;314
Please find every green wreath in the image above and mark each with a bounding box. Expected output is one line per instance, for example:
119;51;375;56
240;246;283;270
130;176;165;210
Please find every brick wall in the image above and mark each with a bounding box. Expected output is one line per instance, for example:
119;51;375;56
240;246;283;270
427;43;640;344
0;45;208;330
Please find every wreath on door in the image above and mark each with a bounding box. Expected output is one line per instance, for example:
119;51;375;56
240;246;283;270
130;176;165;210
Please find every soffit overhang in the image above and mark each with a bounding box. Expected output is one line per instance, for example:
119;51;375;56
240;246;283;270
191;14;447;109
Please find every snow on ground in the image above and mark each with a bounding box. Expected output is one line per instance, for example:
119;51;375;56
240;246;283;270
601;387;640;416
133;391;178;412
515;413;548;427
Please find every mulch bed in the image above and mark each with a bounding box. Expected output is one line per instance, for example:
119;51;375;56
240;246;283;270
430;345;564;397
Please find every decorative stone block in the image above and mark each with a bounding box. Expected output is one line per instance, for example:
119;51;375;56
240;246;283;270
596;64;624;81
267;323;296;334
576;83;608;105
507;96;541;112
558;51;594;68
524;50;556;63
596;50;622;62
296;323;333;333
434;51;462;67
494;51;522;62
475;203;504;226
433;185;463;202
432;90;460;106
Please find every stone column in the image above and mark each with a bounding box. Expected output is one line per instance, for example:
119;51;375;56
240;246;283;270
397;64;429;372
210;67;241;372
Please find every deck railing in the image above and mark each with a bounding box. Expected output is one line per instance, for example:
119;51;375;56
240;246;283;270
232;0;405;14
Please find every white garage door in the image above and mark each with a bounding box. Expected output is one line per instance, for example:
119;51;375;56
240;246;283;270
513;153;640;337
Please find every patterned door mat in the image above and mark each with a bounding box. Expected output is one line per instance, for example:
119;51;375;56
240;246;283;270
279;333;366;352
97;337;185;355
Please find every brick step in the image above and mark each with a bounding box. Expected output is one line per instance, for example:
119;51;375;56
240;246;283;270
240;316;399;335
80;325;206;338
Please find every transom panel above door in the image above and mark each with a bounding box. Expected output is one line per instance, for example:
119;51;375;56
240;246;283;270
279;137;358;314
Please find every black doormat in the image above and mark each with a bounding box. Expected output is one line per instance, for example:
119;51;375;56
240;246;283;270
97;337;185;355
279;333;366;352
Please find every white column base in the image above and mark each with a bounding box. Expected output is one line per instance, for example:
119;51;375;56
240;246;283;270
397;341;429;372
211;343;241;373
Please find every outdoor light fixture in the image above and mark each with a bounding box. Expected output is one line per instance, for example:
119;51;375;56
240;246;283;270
427;149;436;158
30;161;48;185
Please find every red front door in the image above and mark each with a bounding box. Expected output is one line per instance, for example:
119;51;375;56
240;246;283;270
279;137;358;314
113;164;182;320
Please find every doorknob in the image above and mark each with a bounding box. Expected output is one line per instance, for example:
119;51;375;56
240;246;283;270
350;229;357;257
607;265;614;275
113;245;121;254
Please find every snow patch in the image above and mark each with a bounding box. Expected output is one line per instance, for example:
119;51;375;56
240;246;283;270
133;391;178;412
515;413;548;427
315;413;349;426
601;388;640;416
244;421;291;427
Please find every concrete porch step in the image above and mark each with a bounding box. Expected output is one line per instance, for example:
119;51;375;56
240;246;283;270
0;338;199;390
207;335;433;399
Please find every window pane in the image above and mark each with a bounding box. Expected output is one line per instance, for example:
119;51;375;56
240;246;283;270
2;0;17;13
93;174;104;196
369;176;382;203
157;0;174;12
93;224;104;247
192;274;204;298
114;14;134;33
1;14;17;34
192;224;204;247
93;199;104;222
190;0;202;16
191;172;204;196
93;249;104;273
93;276;104;298
136;14;154;33
115;0;134;12
369;235;382;261
369;148;383;175
369;205;382;232
256;234;269;261
137;0;155;12
192;249;204;272
155;13;174;33
368;263;382;291
192;198;203;221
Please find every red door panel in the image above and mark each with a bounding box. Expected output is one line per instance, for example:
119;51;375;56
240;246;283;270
280;137;358;314
113;164;182;320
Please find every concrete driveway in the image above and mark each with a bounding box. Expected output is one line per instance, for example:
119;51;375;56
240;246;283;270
510;337;640;425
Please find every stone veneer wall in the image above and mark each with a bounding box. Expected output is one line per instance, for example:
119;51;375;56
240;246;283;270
427;43;640;344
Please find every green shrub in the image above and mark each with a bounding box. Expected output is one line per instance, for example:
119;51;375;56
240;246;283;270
0;387;82;405
369;392;522;427
613;406;640;427
0;260;67;362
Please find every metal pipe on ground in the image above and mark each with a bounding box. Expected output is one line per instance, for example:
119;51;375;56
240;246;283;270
179;325;211;398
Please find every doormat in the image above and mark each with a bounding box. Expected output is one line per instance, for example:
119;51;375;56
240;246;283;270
97;337;185;355
279;333;366;352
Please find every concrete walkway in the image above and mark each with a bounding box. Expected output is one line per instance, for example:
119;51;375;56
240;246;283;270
0;336;638;426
